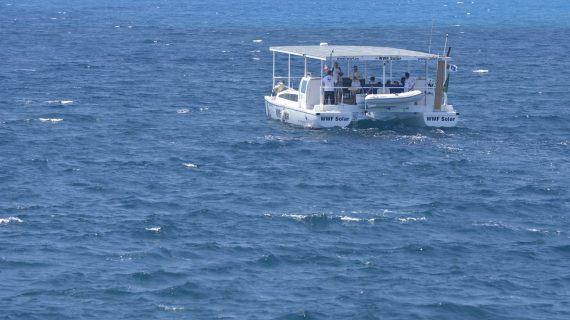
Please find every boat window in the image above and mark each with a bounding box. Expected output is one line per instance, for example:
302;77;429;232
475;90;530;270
278;93;298;102
300;80;307;94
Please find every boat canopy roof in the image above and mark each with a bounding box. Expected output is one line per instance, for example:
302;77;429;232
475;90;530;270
270;45;444;61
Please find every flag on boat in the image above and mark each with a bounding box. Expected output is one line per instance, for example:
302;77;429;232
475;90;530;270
449;64;458;72
444;74;450;92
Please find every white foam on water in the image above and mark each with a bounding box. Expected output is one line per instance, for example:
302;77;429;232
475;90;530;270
177;108;190;114
0;216;23;225
252;57;260;61
281;214;306;221
252;39;263;43
340;216;361;222
397;217;427;223
158;304;185;312
145;226;161;232
183;163;197;168
199;107;209;111
340;216;375;223
473;69;489;74
39;118;63;123
46;100;73;105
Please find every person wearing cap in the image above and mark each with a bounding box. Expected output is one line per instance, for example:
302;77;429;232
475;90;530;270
322;70;335;104
404;72;416;92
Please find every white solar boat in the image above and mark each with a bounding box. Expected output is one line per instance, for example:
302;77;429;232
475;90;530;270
264;44;459;128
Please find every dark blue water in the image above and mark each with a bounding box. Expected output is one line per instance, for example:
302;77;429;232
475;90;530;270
1;1;569;319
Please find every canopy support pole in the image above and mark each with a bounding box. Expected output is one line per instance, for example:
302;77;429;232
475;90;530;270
303;55;307;77
389;60;392;81
382;61;386;93
424;60;429;105
320;60;323;106
272;51;275;89
288;54;291;88
364;61;367;82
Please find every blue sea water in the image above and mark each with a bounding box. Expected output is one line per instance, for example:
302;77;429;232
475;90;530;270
1;0;569;319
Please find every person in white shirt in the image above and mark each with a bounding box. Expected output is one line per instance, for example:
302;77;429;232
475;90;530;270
404;72;415;92
322;70;335;104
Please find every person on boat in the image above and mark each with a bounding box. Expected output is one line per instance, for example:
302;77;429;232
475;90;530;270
367;76;378;94
350;66;362;94
351;66;361;86
332;61;343;101
272;81;286;95
332;61;343;85
404;72;416;92
322;70;335;104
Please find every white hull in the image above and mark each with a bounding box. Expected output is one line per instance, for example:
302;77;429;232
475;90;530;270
265;97;354;128
265;96;459;129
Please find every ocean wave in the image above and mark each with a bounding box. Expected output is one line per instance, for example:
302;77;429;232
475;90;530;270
158;304;185;312
39;118;63;123
45;100;73;105
277;213;375;224
182;163;197;168
0;216;23;225
145;226;161;232
152;281;206;298
397;216;427;224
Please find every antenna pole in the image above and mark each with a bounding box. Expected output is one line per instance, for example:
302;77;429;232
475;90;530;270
428;19;434;54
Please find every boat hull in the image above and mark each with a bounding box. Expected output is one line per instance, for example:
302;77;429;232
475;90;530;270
265;97;354;129
264;97;458;129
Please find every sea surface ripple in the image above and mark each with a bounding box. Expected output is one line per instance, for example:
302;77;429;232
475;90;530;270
1;0;569;319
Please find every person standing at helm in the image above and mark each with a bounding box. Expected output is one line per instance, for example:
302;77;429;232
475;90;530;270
404;72;416;92
322;70;335;104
